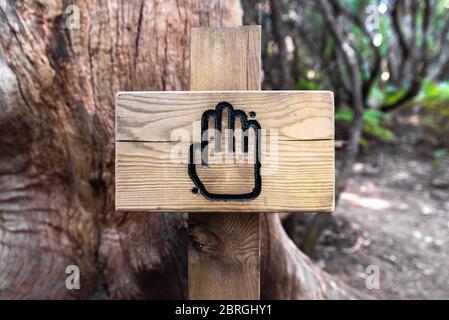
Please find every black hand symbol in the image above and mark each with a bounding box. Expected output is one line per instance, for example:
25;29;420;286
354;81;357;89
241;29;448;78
188;101;262;201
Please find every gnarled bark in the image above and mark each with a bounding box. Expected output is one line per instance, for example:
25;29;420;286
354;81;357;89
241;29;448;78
0;0;241;299
0;0;362;299
261;214;368;299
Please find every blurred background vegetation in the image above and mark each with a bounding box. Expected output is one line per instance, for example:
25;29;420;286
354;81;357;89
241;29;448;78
243;0;449;158
243;0;449;298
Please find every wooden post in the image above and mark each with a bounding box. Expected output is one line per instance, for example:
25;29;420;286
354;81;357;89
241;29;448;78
115;26;335;300
188;26;261;300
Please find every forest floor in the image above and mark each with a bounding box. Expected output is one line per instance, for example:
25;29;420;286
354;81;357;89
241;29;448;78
289;107;449;299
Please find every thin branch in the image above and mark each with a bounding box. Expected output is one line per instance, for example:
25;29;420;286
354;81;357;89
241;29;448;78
391;0;409;82
330;0;382;101
319;0;365;197
381;0;431;112
269;0;293;89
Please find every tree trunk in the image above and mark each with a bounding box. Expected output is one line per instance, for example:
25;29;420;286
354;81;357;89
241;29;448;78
261;214;370;299
0;0;241;299
0;0;363;299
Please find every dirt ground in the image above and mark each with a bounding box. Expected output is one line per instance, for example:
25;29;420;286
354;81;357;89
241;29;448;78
290;109;449;299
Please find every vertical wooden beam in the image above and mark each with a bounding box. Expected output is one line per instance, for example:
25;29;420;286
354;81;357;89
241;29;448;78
188;26;261;300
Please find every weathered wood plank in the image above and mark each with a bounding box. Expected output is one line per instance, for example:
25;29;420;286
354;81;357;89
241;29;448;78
188;26;261;300
115;140;335;212
116;90;334;142
190;26;261;91
188;213;260;299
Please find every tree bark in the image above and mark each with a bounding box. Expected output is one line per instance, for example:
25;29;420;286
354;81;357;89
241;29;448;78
0;0;363;299
261;214;369;299
0;0;242;299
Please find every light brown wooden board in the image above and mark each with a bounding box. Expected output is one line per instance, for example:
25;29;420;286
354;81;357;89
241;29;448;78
115;90;335;212
116;91;334;142
115;140;334;212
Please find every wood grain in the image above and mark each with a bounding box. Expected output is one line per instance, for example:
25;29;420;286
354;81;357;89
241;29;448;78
190;26;261;91
116;90;334;142
188;213;260;299
115;140;334;212
188;26;261;300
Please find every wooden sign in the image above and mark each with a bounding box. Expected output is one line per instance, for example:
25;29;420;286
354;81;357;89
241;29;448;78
115;90;335;212
115;26;335;300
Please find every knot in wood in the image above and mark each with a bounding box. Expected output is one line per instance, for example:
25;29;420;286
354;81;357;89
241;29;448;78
189;225;226;258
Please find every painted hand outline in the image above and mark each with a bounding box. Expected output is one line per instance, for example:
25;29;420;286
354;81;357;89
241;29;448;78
188;102;262;201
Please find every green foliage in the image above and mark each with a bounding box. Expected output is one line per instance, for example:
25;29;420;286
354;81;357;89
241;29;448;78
324;37;335;57
384;87;409;106
363;109;396;142
422;115;440;131
294;78;320;90
367;82;409;108
335;107;396;145
266;41;275;56
419;81;449;103
433;149;449;159
264;0;449;149
417;81;449;144
335;107;354;122
368;80;449;112
432;148;449;169
418;82;449;124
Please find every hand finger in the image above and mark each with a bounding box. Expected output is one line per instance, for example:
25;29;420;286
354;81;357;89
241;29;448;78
215;102;234;153
232;110;248;153
245;120;261;165
200;110;215;166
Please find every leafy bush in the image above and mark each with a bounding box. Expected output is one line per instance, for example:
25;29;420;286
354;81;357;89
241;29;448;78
419;81;449;104
417;81;449;145
432;149;449;169
336;107;396;146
